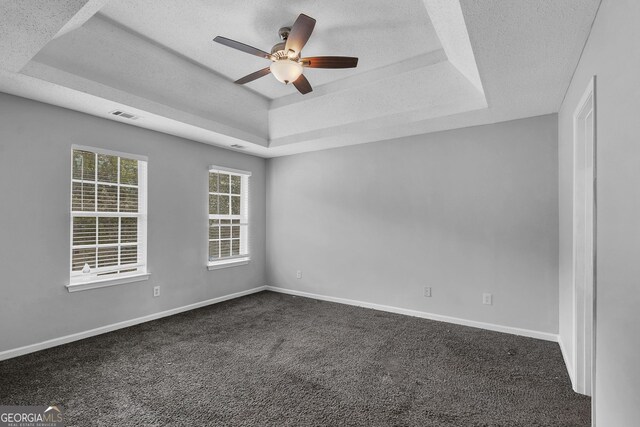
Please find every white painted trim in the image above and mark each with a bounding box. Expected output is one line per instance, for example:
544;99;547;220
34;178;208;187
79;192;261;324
72;144;148;162
66;272;150;292
0;286;267;362
571;75;596;397
208;165;252;176
265;286;558;342
207;258;250;270
422;0;485;94
559;335;577;392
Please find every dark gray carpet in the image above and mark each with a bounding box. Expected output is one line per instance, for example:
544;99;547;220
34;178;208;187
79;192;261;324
0;291;590;426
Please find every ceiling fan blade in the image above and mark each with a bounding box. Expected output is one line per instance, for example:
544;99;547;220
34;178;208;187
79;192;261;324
234;67;271;85
301;56;359;69
292;74;313;95
285;14;316;56
213;36;273;60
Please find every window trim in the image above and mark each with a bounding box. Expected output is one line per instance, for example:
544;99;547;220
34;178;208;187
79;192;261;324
68;145;148;290
66;272;151;292
207;165;251;269
207;258;250;271
72;145;148;162
208;165;252;176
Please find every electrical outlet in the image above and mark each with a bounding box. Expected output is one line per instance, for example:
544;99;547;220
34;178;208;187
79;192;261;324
482;293;492;305
424;286;432;297
153;286;160;297
296;270;302;279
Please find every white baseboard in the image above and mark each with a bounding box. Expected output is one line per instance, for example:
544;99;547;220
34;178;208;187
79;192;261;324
0;285;267;362
558;335;577;392
265;286;559;342
1;285;561;363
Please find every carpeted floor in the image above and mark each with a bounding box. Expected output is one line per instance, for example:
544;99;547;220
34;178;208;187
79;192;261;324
0;291;590;426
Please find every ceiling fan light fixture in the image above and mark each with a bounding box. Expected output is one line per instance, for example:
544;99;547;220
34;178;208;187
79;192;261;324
270;59;303;84
214;13;357;94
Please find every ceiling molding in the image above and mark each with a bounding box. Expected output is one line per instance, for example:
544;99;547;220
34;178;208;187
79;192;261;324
21;61;269;149
423;0;485;94
269;61;486;144
30;14;271;144
0;67;272;157
53;0;111;40
266;109;557;158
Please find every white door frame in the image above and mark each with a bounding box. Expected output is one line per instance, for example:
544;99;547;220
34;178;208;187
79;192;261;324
572;75;597;400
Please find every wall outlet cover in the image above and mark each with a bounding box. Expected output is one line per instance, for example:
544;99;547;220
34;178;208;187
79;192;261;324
482;293;492;305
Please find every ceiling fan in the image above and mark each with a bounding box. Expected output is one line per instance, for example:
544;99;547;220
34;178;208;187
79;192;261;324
213;13;358;95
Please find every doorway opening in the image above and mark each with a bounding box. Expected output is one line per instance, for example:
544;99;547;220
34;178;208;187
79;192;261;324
572;76;596;397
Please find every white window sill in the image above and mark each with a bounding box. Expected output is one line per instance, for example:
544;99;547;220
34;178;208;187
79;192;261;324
66;272;150;293
207;258;250;271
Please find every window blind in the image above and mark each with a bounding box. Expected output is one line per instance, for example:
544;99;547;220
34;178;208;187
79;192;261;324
208;166;250;264
70;148;147;282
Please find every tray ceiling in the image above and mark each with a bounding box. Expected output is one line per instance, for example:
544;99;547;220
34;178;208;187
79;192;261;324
100;0;442;100
0;0;601;157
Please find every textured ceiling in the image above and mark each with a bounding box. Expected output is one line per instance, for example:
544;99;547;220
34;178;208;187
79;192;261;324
0;0;90;72
0;0;601;157
99;0;442;99
461;0;598;112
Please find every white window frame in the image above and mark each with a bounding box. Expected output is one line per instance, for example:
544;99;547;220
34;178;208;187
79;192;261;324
67;145;149;292
207;165;251;270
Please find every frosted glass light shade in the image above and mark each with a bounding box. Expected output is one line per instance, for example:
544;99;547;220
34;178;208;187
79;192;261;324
270;59;303;84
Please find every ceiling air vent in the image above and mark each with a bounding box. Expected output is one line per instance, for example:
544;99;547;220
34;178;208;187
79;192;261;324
230;144;245;149
110;110;139;120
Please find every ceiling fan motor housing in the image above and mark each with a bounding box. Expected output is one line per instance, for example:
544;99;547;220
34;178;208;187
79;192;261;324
271;42;287;56
278;27;291;41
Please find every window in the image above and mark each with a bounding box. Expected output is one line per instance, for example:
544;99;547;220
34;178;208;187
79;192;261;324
69;146;148;290
208;166;250;269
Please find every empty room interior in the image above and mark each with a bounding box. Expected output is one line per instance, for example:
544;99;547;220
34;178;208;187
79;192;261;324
0;0;638;426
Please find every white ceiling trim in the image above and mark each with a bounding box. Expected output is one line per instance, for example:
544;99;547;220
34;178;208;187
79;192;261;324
0;67;272;157
30;14;271;145
269;61;487;148
266;105;553;158
270;91;487;149
21;60;269;148
423;0;485;94
53;0;111;40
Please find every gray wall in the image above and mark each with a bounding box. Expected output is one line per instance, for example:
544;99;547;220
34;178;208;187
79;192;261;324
267;115;559;334
0;93;266;353
558;0;640;425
